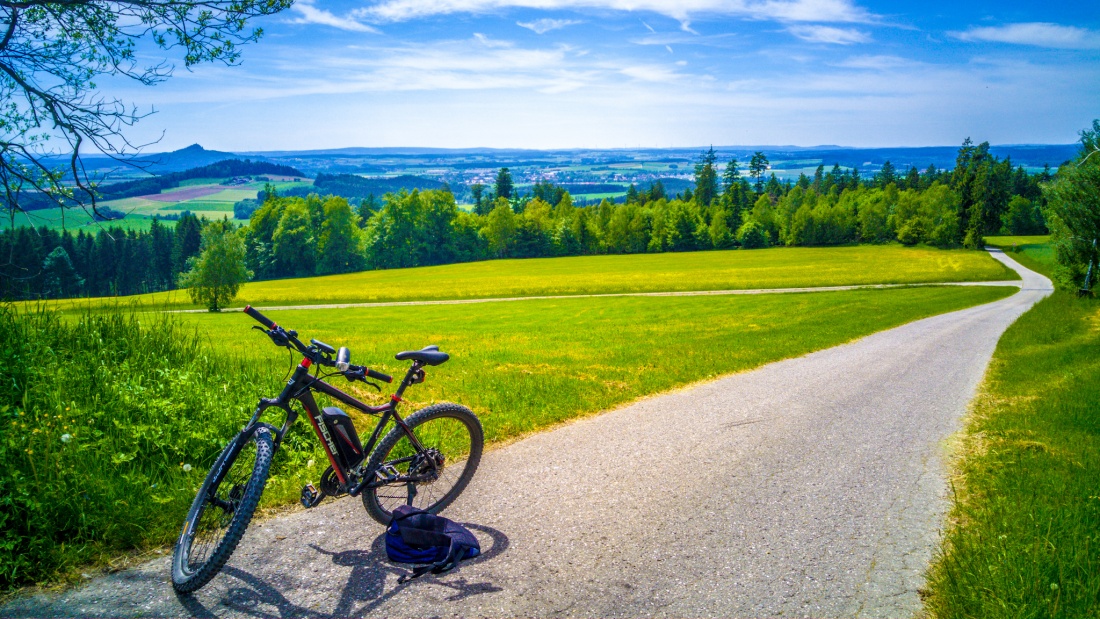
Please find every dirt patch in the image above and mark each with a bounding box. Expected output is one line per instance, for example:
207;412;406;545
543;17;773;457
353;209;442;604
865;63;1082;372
142;186;228;202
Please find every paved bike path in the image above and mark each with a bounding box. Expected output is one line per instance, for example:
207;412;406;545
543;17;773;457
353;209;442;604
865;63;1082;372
2;250;1050;618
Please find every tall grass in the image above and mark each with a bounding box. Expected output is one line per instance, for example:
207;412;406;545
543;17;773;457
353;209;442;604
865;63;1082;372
0;306;309;589
924;291;1100;618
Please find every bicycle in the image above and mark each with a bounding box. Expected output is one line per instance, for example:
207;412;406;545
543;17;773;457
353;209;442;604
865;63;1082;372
170;305;484;593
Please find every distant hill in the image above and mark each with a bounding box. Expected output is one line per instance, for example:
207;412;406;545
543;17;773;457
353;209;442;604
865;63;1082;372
132;144;262;173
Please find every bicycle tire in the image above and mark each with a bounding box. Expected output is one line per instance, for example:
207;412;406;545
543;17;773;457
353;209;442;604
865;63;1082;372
362;403;483;525
171;425;273;593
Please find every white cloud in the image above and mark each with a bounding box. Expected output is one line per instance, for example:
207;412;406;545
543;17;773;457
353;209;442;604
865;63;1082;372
355;0;875;25
630;31;737;47
517;18;582;33
833;55;913;70
619;64;688;82
953;22;1100;50
291;0;379;32
788;24;869;44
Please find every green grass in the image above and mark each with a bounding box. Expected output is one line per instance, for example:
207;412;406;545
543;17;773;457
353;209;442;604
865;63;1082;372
50;244;1017;311
924;290;1100;618
986;235;1057;278
2;284;1014;589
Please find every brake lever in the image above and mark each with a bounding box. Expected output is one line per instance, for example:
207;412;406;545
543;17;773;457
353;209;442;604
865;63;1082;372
363;381;381;392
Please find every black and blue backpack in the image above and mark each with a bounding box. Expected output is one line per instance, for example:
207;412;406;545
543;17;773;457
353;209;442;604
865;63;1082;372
385;505;480;581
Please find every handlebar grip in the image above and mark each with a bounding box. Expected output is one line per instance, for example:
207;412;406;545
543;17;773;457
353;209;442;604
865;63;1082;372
243;305;275;329
367;368;393;384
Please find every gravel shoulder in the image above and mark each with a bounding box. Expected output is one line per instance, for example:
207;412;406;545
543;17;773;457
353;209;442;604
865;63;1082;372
2;249;1050;618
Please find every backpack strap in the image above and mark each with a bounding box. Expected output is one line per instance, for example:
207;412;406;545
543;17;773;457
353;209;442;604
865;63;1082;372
398;537;468;583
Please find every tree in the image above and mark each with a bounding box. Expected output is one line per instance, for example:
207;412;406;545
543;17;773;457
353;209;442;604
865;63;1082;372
749;152;769;194
694;147;718;208
494;168;514;201
41;246;83;298
0;0;291;221
470;183;487;215
723;159;741;193
316;197;363;275
878;160;897;187
1045;119;1100;288
272;200;315;276
178;221;251;311
483;199;517;257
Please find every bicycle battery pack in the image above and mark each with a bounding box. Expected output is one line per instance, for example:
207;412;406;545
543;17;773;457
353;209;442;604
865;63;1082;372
321;406;365;468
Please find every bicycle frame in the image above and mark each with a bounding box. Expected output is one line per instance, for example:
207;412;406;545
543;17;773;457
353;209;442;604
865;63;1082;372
242;354;428;497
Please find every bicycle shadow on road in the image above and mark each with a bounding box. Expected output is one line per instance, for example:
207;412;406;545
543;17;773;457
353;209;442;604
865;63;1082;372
176;523;508;618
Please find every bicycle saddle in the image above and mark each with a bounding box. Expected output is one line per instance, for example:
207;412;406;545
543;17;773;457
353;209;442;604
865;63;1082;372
395;345;450;366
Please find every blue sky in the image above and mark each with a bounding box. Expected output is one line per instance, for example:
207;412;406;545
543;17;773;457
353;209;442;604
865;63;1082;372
118;0;1100;151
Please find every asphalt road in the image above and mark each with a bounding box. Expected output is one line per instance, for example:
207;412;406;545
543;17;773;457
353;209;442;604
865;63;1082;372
2;249;1051;619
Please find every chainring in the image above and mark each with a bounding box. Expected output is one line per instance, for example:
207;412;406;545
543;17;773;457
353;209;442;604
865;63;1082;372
319;466;346;497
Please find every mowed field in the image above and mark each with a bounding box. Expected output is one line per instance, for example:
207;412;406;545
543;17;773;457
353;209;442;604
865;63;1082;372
179;285;1017;499
54;244;1018;311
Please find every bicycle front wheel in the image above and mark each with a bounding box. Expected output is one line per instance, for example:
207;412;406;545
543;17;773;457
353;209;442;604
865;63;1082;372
362;403;483;525
171;425;273;593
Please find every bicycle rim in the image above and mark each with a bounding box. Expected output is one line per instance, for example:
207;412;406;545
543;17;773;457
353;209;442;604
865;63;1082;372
372;414;477;515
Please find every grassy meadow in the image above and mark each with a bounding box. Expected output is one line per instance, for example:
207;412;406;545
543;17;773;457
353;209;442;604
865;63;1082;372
925;290;1100;618
3;284;1015;589
925;237;1100;618
47;244;1018;312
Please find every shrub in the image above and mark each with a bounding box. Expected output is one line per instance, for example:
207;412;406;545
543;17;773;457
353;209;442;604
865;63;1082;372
737;220;769;249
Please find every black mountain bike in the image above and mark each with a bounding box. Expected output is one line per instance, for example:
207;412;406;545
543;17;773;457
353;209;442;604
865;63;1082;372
171;306;484;593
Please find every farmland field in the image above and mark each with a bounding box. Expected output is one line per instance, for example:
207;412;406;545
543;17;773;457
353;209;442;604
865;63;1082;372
51;244;1017;311
3;178;310;232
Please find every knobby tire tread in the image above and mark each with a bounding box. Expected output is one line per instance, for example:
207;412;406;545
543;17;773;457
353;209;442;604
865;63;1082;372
171;427;273;593
362;402;483;525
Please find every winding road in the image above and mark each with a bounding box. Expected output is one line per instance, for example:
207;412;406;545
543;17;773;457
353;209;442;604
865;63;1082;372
2;249;1052;618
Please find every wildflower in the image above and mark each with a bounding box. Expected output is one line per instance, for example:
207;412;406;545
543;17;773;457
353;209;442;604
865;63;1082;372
61;434;72;443
307;459;315;468
183;463;192;472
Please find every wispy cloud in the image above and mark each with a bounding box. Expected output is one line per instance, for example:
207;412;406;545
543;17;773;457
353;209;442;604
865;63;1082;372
630;31;737;47
953;22;1100;50
517;18;582;33
833;55;913;70
355;0;876;25
788;24;869;44
619;63;689;83
291;0;379;32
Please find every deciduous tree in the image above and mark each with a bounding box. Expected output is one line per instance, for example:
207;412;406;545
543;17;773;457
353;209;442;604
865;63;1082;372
0;0;291;220
178;221;251;311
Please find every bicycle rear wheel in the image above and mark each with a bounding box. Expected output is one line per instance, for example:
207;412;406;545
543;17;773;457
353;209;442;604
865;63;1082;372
171;425;273;593
362;403;483;525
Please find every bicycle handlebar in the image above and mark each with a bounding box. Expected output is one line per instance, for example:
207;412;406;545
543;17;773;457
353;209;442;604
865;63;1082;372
243;305;275;329
243;305;394;384
366;368;393;383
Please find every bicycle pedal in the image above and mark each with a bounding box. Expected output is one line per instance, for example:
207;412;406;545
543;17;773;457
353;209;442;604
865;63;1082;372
300;483;324;509
375;465;400;482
